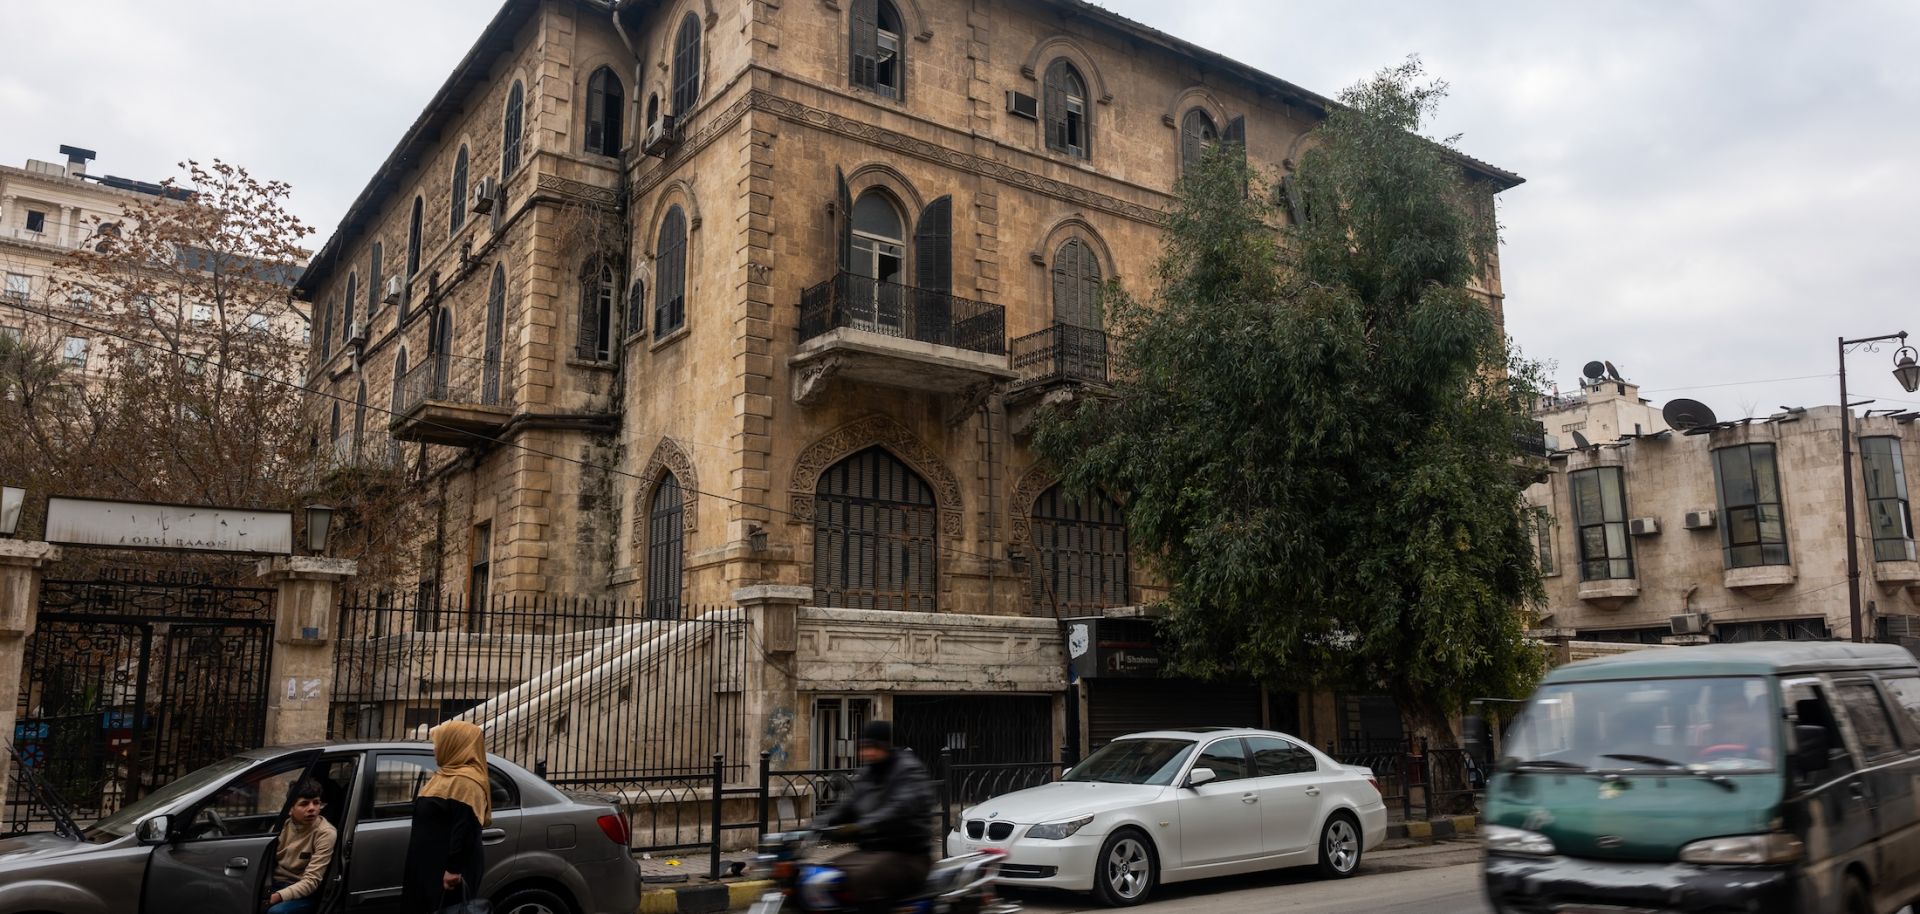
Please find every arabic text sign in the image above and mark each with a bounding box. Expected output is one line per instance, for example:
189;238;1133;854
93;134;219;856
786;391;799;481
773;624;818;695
45;497;293;555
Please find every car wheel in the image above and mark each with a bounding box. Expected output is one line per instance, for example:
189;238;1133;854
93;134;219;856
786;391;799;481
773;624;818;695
1091;828;1157;907
496;885;576;914
1315;813;1363;879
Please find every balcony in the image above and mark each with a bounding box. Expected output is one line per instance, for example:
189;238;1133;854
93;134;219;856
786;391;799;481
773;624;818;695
389;358;510;447
1007;323;1110;437
791;272;1014;405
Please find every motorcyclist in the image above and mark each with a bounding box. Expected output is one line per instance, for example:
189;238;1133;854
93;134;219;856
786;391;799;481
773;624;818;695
816;720;935;914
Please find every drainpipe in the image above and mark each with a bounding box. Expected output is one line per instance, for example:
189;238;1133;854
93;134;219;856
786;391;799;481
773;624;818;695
610;4;644;140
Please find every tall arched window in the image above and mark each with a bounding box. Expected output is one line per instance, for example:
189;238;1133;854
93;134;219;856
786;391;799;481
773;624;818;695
654;206;688;338
406;197;424;278
502;81;525;179
1029;485;1129;615
813;447;938;612
342;273;357;340
1180;109;1218;179
672;13;702;115
585;67;625;157
849;0;905;99
451;145;469;233
353;381;368;459
646;472;685;619
368;241;383;316
484;264;505;405
850;191;905;330
625;278;646;340
389;347;408;465
1044;60;1090;158
431;307;454;399
577;261;615;361
1051;238;1102;329
319;298;334;361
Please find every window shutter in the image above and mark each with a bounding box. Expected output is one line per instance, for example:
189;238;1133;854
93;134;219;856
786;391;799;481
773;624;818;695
343;275;356;339
586;73;607;153
451;146;469;232
1077;241;1102;327
850;0;880;89
912;195;952;295
1050;244;1073;325
577;264;600;360
834;168;853;275
654;207;688;336
1281;174;1308;225
1044;62;1068;153
1223;115;1246;149
626;279;645;338
369;243;382;313
673;15;702;114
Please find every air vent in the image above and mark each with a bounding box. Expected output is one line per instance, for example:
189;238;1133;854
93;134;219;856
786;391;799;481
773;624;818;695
1006;91;1038;120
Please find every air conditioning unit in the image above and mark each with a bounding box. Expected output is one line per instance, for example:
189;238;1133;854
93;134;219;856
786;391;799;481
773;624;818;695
641;115;678;157
1683;509;1716;530
384;276;403;305
1670;612;1710;636
470;177;497;215
347;319;369;346
1006;90;1039;120
1628;517;1660;537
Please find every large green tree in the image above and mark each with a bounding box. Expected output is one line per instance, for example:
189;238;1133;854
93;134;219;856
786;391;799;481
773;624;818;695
1034;61;1545;742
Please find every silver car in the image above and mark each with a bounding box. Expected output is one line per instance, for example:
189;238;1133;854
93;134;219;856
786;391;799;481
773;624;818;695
0;741;641;914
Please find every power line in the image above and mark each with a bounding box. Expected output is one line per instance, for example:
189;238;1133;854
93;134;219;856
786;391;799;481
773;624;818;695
1636;373;1837;395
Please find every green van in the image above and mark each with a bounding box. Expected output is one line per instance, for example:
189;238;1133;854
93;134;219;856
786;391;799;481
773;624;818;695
1482;642;1920;914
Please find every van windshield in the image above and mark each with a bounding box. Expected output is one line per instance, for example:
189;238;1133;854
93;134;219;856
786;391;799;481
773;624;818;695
1501;676;1777;773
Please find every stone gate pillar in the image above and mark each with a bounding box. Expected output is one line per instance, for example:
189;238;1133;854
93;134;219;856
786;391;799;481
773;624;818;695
0;541;60;821
257;557;358;746
733;585;809;769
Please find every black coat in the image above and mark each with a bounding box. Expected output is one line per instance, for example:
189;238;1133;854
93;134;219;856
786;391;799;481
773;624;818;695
821;750;935;856
401;796;486;912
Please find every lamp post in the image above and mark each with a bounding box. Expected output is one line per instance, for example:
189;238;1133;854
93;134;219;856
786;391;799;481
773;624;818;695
303;504;335;555
1839;331;1920;643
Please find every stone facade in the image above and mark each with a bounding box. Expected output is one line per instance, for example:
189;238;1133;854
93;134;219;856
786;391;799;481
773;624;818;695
1533;375;1670;448
1527;406;1920;646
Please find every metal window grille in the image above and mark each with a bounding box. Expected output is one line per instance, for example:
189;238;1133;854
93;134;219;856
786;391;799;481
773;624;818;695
502;82;524;179
647;474;685;620
812;447;938;612
1030;484;1128;615
672;14;702;116
654;207;687;337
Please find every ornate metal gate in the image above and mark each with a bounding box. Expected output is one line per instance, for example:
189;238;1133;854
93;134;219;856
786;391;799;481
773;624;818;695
8;573;274;834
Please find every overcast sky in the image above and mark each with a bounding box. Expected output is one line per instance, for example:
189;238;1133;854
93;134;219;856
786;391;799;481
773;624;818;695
6;0;1918;419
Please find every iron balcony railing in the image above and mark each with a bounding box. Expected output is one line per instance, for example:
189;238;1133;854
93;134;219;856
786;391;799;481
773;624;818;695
1011;322;1110;387
798;272;1006;356
393;356;505;418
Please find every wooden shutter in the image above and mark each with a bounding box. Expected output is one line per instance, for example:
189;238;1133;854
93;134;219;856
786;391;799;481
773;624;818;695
1052;239;1100;328
1281;174;1307;225
1050;242;1074;325
850;0;879;90
343;275;356;339
834;168;853;275
1044;61;1068;153
654;207;687;336
1180;110;1212;177
576;263;600;360
586;71;608;154
503;82;524;179
913;195;952;294
1077;241;1102;327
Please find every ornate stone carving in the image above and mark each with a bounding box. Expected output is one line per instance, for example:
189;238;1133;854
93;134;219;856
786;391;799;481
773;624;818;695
536;174;621;207
631;93;756;203
791;356;844;407
631;437;702;552
789;415;965;540
1008;463;1057;548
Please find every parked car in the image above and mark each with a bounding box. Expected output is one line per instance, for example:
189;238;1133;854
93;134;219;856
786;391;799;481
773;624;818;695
0;741;641;914
944;727;1388;906
1482;642;1920;914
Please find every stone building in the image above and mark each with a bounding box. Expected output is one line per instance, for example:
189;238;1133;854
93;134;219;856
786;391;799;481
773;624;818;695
298;0;1520;762
1533;370;1669;448
1527;405;1920;648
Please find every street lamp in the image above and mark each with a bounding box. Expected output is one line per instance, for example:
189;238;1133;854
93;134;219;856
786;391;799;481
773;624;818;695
0;486;24;537
1839;331;1915;643
304;504;335;555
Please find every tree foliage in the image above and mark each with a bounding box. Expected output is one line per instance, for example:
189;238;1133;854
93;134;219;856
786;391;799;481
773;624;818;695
1033;60;1545;741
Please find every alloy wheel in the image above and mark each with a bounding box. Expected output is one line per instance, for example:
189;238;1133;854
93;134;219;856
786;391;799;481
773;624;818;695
1106;836;1151;900
1325;819;1359;873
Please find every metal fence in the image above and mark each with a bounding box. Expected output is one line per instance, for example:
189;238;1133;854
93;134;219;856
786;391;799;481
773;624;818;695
1326;737;1479;821
1011;323;1109;387
798;271;1007;356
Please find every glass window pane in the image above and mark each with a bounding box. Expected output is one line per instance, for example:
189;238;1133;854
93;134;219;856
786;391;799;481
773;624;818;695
1751;445;1781;505
1194;738;1250;782
1604;524;1628;559
1726;506;1759;546
1572;473;1601;526
1757;504;1787;548
1598;470;1626;522
1717;449;1756;507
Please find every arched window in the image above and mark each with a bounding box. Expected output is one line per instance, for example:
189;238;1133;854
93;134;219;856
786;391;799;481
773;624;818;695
342;273;357;340
406;197;424;278
585;67;625;157
319;298;334;361
850;0;905;99
368;241;383;315
451;145;469;233
431;306;454;399
654;206;688;338
502;81;525;179
1029;485;1129;615
389;347;408;465
625;278;646;340
1180;109;1218;179
646;472;685;619
849;191;906;330
578;261;616;361
813;446;938;612
484;264;505;405
646;94;660;128
353;381;368;459
1044;60;1089;158
1051;238;1102;328
672;13;702;115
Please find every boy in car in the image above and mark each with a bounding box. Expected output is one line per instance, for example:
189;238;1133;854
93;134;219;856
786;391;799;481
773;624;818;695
266;778;337;914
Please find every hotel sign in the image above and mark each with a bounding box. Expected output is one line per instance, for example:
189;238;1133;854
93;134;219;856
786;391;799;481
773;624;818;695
45;497;294;555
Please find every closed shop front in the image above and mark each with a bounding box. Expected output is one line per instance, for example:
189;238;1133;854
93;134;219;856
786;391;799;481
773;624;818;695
1070;617;1289;750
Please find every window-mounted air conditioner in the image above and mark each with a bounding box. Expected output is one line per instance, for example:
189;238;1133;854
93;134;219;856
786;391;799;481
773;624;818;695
1683;509;1716;530
1628;517;1661;537
642;116;678;157
470;177;498;215
1006;91;1039;120
347;319;369;347
383;276;404;306
1670;613;1709;636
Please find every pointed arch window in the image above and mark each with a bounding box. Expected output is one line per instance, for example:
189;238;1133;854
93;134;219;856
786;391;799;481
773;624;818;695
848;191;906;331
1051;238;1102;329
625;278;646;341
647;472;685;619
1180;109;1218;179
342;273;357;341
484;264;506;405
368;241;383;316
850;0;905;99
389;347;408;465
654;206;688;338
1030;485;1129;615
353;380;368;460
586;67;625;157
451;145;469;233
319;298;334;361
406;197;424;278
431;306;454;402
577;260;616;361
1044;60;1089;159
672;13;702;115
813;446;938;612
502;81;525;179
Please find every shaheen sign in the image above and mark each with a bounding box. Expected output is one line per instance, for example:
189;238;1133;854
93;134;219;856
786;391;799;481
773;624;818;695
45;496;294;555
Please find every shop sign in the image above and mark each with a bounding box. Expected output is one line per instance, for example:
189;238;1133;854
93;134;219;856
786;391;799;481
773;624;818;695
45;496;293;555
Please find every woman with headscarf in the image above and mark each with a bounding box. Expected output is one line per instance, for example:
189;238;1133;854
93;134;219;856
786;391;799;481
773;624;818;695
402;720;493;913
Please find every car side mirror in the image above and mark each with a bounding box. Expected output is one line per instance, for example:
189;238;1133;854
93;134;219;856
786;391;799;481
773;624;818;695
1790;725;1832;773
1061;768;1073;779
1185;767;1217;789
137;815;172;845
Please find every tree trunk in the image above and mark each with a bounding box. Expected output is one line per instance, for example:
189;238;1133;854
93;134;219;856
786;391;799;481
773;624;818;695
1395;686;1460;749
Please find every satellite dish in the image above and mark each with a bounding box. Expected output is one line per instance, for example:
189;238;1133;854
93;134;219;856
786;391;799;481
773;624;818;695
1582;361;1606;381
1571;430;1592;449
1663;398;1719;431
1604;361;1623;382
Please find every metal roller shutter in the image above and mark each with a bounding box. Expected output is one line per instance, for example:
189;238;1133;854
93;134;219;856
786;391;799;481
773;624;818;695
1087;679;1263;749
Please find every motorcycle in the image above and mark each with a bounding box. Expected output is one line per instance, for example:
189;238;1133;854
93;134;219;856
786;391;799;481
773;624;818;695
747;828;1021;914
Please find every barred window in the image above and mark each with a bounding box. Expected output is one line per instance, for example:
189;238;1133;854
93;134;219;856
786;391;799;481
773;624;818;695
647;473;685;620
451;145;469;233
654;206;688;338
813;447;937;612
502;81;525;179
672;14;702;116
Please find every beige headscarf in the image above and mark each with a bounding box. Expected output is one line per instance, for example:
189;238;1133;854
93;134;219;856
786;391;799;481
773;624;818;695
418;721;492;826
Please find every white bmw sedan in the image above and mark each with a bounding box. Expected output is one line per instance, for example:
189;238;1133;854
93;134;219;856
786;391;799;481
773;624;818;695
945;728;1388;906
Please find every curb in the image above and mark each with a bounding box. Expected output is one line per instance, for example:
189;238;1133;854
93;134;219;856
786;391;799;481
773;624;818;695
637;879;775;914
1386;814;1478;844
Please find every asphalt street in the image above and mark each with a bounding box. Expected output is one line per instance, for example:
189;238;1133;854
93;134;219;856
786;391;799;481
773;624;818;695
1004;841;1491;914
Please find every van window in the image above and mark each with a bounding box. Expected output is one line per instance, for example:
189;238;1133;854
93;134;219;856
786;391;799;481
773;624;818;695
1783;678;1856;780
1880;676;1920;739
1501;676;1775;772
1833;680;1901;759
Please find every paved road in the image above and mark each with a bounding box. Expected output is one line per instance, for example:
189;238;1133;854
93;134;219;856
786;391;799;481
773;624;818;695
1005;841;1490;914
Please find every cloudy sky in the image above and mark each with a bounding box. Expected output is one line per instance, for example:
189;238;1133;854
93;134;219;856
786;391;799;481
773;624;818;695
6;0;1917;418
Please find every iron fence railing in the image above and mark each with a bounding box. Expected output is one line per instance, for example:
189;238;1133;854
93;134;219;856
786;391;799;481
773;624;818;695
798;271;1006;356
392;356;505;417
1011;323;1109;387
1326;737;1480;821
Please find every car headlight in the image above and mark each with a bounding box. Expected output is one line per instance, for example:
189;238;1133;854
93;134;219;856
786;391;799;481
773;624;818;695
1678;833;1804;865
1024;815;1095;840
1484;824;1556;856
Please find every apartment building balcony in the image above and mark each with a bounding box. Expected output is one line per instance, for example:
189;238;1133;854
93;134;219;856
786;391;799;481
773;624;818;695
792;272;1014;405
389;359;510;446
1007;322;1110;437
